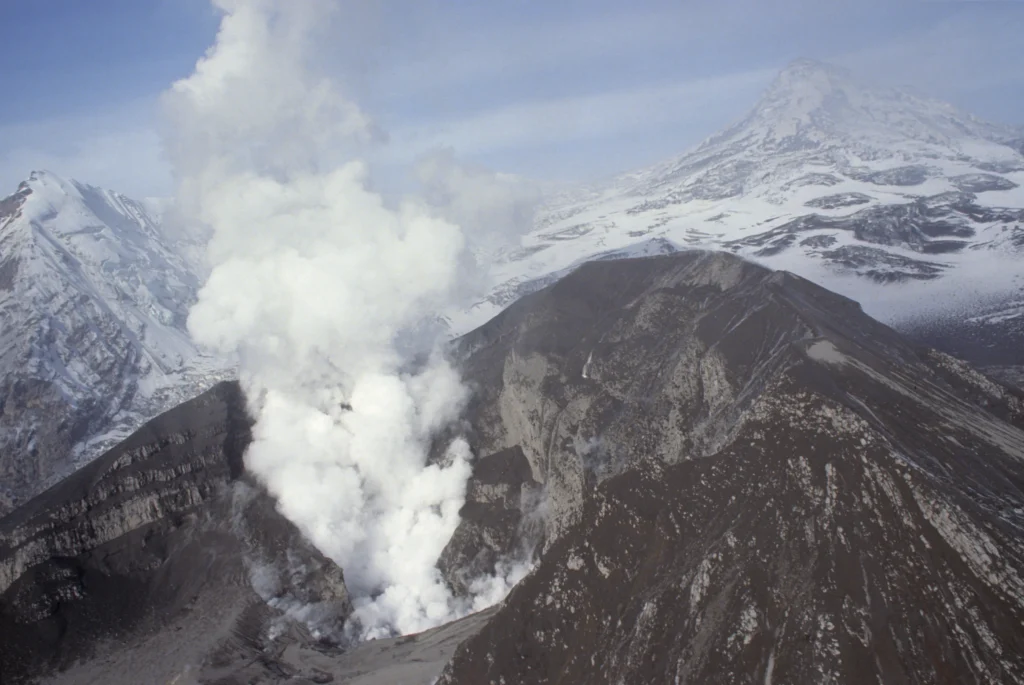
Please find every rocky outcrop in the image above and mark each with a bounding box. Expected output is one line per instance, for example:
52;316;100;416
438;446;543;595
436;251;1024;684
0;381;350;685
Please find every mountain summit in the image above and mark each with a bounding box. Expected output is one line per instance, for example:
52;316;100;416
724;58;1013;153
461;60;1024;365
0;171;229;515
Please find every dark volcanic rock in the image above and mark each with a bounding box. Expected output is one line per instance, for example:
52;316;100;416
0;381;351;685
781;172;843;190
7;251;1024;685
820;245;948;282
436;251;1024;685
799;234;838;249
438;447;542;595
849;164;931;186
725;191;1024;271
804;192;872;209
951;173;1018;193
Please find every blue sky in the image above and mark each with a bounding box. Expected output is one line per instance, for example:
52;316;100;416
2;0;1023;198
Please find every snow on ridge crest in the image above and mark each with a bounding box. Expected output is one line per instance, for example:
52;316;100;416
0;169;231;515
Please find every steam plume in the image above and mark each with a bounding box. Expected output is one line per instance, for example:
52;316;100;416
163;0;521;638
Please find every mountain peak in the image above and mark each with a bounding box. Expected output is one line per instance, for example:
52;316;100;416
738;59;863;146
780;57;849;76
706;58;1016;153
13;169;81;203
764;58;855;103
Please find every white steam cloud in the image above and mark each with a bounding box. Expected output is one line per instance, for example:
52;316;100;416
163;0;526;638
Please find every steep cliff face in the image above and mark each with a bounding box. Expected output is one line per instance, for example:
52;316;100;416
437;251;1024;684
0;382;350;685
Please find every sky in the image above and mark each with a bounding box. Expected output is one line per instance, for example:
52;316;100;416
1;0;1023;199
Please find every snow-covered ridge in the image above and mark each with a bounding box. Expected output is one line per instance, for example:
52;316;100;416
454;59;1024;336
0;170;230;515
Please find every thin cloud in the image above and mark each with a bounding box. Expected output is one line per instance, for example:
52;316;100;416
836;8;1024;104
384;68;776;164
4;0;1023;197
0;99;168;197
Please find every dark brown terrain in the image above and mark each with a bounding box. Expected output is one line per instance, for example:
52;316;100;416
437;251;1024;684
0;382;351;685
3;251;1024;684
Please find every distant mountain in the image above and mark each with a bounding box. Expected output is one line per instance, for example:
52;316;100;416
0;171;230;515
456;59;1024;365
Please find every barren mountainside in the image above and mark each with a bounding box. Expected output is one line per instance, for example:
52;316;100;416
4;251;1023;684
439;251;1024;684
0;382;352;685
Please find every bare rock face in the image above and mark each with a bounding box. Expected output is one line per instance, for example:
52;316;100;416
437;251;1024;685
0;381;351;685
438;446;543;595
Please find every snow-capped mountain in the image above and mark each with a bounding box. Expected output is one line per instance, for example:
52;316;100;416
455;59;1024;359
0;171;229;515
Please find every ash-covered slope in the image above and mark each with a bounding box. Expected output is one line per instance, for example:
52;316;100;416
460;59;1024;365
4;251;1024;684
0;381;350;685
438;251;1024;684
0;171;228;516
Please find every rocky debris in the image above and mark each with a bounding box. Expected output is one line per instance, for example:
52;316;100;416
984;366;1024;393
951;173;1019;193
435;251;1024;685
186;606;497;685
819;245;948;282
728;193;1007;256
799;234;837;248
438;447;543;595
0;381;350;685
782;172;843;190
849;164;932;186
804;192;872;209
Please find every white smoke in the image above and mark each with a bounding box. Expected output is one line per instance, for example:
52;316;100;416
163;0;526;638
415;147;542;311
416;147;541;255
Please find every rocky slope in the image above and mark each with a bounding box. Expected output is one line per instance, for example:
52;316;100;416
0;382;351;685
0;171;228;516
453;59;1024;367
4;251;1024;684
437;251;1024;684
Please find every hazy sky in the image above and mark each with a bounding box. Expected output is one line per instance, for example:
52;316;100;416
1;0;1023;198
